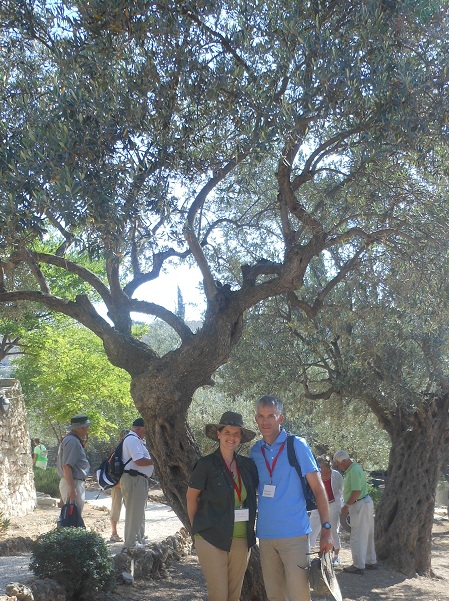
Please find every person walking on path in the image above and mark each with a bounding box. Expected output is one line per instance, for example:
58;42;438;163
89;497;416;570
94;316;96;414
121;417;154;549
33;438;48;470
333;450;377;575
186;411;259;601
109;429;129;542
250;395;333;601
57;414;91;515
308;455;344;566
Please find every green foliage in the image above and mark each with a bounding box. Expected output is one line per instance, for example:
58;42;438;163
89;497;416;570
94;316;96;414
218;304;391;468
0;511;10;536
30;528;116;600
141;320;181;356
368;484;383;509
33;467;60;498
12;320;136;440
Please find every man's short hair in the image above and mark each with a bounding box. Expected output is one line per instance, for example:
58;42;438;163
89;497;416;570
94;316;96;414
256;395;284;415
333;450;350;462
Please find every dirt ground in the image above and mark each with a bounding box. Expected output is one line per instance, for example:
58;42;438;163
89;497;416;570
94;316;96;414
2;493;448;601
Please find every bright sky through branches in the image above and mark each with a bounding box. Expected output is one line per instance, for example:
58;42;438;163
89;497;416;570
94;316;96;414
134;265;205;322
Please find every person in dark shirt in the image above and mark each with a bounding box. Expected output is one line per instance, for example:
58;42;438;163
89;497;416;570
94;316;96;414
186;412;258;601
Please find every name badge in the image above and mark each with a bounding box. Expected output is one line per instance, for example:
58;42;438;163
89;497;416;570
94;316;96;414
262;484;276;498
234;508;249;522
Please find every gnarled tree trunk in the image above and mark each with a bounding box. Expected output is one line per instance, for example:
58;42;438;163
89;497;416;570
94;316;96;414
375;396;449;576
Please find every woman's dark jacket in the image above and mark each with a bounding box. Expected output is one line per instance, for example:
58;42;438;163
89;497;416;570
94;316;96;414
189;448;259;552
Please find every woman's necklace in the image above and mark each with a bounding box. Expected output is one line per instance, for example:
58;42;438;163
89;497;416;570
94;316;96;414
222;455;235;476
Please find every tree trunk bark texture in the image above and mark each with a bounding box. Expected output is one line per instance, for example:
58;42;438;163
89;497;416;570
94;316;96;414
375;398;449;576
130;371;199;529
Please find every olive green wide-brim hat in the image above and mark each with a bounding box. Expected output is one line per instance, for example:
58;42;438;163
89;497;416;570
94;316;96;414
205;411;256;444
67;414;91;430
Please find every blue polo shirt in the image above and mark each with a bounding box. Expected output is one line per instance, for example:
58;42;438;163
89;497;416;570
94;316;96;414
250;429;318;539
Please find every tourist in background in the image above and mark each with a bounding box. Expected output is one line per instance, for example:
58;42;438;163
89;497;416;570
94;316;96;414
121;418;154;549
57;414;91;515
109;429;129;542
33;437;48;470
333;449;377;575
308;455;344;566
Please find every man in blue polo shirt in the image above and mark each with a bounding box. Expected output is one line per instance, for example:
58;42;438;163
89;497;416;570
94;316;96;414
250;395;333;601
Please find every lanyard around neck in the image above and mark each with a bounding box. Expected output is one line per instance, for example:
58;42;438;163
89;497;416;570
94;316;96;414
222;456;243;503
261;441;286;483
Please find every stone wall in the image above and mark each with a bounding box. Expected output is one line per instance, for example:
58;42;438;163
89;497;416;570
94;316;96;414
0;379;36;519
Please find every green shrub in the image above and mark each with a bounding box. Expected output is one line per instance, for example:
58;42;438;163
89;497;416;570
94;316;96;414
368;484;383;509
0;511;10;536
30;528;116;600
33;466;60;498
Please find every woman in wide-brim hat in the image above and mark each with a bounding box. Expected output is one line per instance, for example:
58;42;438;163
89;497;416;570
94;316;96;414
186;412;259;601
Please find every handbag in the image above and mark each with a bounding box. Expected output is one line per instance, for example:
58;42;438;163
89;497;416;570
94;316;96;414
57;501;85;529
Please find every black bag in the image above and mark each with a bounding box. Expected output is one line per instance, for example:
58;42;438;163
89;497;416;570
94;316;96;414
286;434;317;512
57;501;85;529
96;433;133;490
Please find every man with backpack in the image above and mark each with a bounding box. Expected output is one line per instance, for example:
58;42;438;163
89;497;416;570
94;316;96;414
250;395;333;601
121;417;154;549
57;414;91;515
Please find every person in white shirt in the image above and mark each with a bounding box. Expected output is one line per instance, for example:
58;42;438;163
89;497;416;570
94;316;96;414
120;417;154;548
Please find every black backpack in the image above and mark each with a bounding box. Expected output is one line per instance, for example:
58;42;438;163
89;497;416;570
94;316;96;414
57;501;85;529
96;434;132;490
286;434;318;512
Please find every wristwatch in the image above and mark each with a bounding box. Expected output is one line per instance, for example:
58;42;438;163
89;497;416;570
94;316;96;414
321;522;332;530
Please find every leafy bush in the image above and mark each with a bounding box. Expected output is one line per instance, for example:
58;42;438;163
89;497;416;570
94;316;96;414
368;484;383;509
0;511;10;536
33;467;60;498
30;528;116;600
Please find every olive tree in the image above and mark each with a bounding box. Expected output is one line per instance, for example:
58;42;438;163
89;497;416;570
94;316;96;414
1;0;448;590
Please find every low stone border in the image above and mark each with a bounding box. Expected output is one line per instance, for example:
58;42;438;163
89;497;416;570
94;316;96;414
113;527;192;582
0;537;34;557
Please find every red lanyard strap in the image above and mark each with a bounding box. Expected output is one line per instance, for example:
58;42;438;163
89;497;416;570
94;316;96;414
222;458;243;503
261;441;286;482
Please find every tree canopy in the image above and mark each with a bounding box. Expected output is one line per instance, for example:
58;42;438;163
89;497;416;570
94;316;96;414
1;1;448;348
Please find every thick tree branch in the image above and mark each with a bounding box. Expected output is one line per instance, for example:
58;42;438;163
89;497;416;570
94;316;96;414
277;138;325;240
0;291;112;338
23;250;50;294
8;250;112;305
129;299;194;341
123;247;190;298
